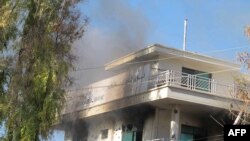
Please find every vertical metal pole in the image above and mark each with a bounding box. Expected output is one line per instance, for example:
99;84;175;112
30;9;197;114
183;19;188;51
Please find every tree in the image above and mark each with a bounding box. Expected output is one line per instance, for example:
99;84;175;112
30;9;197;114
230;77;250;125
231;26;250;125
0;0;87;140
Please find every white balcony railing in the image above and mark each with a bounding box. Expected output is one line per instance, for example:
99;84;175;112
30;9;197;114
148;70;239;98
64;69;250;115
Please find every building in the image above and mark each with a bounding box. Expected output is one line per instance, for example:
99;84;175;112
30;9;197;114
59;44;246;141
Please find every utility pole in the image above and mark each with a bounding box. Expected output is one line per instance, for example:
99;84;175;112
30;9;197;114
183;19;188;51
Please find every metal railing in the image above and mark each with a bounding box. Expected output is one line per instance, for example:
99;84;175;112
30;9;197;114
148;70;234;97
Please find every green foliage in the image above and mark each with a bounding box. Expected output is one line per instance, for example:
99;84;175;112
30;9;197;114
0;0;87;140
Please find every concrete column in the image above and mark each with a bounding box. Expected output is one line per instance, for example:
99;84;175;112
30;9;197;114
170;105;180;141
153;108;160;139
112;120;123;141
152;108;160;139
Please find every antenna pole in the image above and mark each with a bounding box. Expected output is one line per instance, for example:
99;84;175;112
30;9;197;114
183;19;188;51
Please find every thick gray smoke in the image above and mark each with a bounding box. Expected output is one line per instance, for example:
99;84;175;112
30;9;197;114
62;2;151;137
71;0;151;88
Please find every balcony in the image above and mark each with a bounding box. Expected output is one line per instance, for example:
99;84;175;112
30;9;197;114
63;70;245;117
148;70;239;99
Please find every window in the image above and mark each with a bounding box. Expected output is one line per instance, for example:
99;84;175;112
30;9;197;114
181;125;207;141
182;67;212;92
101;129;108;139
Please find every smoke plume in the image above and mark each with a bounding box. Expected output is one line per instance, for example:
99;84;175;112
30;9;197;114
71;0;151;88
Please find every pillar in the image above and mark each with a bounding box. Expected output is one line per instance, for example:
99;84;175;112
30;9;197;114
170;105;180;141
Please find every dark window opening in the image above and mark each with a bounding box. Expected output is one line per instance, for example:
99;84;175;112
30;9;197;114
101;129;108;139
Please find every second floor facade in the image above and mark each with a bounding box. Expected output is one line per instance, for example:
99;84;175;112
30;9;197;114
63;44;247;118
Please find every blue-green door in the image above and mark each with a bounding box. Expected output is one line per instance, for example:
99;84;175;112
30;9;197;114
122;132;136;141
180;133;193;141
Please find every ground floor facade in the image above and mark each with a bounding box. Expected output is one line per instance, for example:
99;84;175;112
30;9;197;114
63;101;229;141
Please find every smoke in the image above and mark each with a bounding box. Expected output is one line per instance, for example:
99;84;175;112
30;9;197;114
71;0;151;88
61;1;151;139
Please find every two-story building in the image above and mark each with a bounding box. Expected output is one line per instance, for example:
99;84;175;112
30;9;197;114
59;44;246;141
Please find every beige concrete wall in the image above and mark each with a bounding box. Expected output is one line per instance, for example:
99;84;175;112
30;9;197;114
158;56;240;99
158;57;239;84
63;53;241;116
112;119;123;141
82;109;148;141
180;112;204;128
142;109;171;141
64;106;223;141
143;114;155;141
158;59;182;72
64;62;153;114
155;109;171;140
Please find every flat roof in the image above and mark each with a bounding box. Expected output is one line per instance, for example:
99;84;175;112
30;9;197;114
105;44;241;70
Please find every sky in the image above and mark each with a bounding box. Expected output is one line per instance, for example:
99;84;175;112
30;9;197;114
69;0;250;88
2;0;250;140
77;0;250;61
